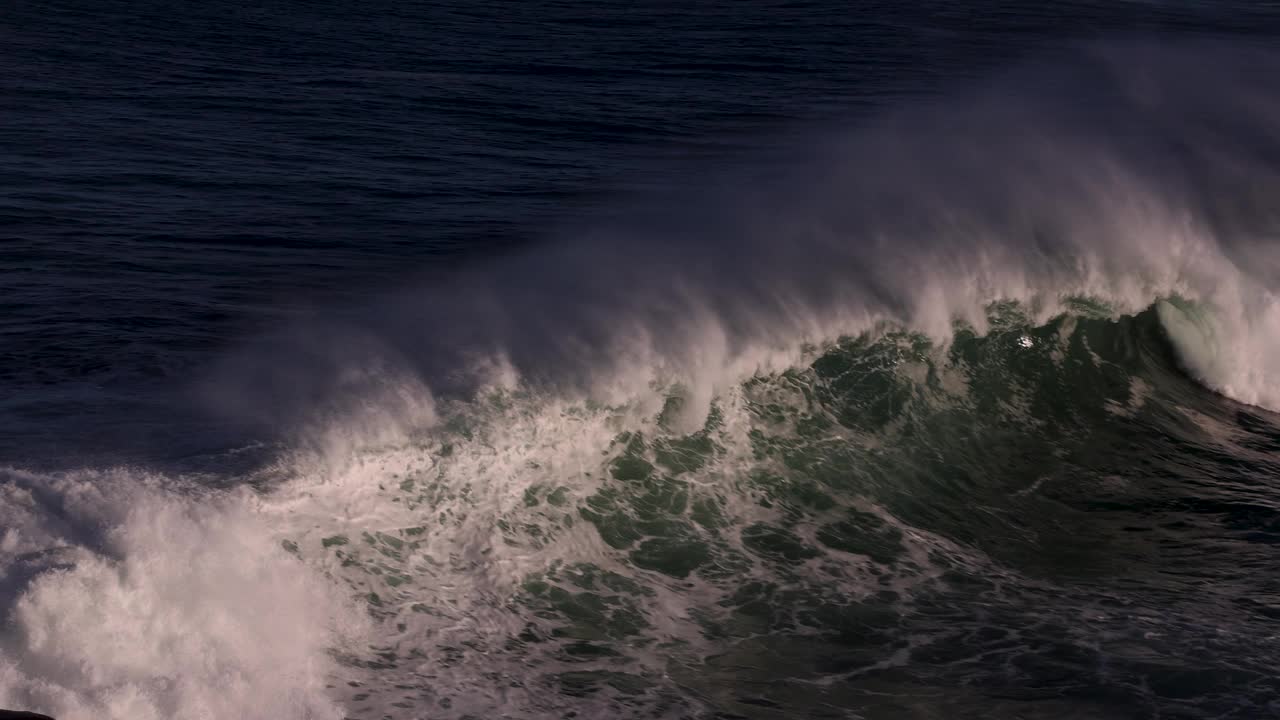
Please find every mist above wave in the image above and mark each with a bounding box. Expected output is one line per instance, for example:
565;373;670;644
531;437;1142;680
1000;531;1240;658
199;41;1280;441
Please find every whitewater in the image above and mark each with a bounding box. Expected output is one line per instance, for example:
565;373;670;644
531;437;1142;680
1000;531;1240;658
5;41;1280;719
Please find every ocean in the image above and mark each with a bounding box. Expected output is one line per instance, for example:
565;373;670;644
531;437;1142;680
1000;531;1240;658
4;1;1280;718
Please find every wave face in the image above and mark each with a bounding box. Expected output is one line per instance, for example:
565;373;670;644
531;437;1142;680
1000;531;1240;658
7;41;1280;719
12;303;1280;719
253;305;1280;719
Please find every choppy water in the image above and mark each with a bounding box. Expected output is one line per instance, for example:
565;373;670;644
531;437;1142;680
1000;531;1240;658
5;2;1280;719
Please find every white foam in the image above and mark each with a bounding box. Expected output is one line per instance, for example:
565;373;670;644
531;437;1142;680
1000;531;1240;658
0;469;369;720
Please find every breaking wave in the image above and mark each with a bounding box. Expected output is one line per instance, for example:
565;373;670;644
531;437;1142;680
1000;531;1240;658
6;41;1280;719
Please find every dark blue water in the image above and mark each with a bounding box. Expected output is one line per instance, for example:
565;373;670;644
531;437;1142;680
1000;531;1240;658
4;0;1274;463
6;2;1280;719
